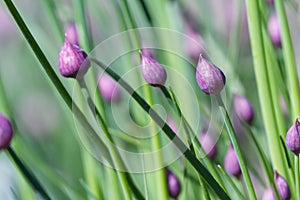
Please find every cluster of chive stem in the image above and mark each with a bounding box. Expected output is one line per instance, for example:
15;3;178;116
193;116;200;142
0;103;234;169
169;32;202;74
1;12;297;199
57;26;292;199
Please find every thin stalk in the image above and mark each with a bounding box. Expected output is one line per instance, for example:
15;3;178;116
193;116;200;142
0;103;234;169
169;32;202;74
80;81;143;200
91;58;230;200
7;146;51;200
162;86;226;190
245;0;288;177
217;165;245;199
295;156;300;200
199;177;211;200
3;0;113;171
42;0;63;42
119;1;167;198
274;0;300;120
216;95;256;200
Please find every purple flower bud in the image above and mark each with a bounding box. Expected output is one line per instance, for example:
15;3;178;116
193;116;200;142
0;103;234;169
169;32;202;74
64;21;79;45
98;74;121;102
233;94;254;125
262;188;275;200
198;132;218;159
196;55;226;95
140;50;167;87
285;118;300;156
166;169;181;198
58;35;90;79
274;171;291;200
268;13;281;48
0;114;13;149
224;146;241;177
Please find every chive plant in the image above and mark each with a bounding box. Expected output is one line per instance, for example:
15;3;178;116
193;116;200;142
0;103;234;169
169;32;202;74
1;0;300;199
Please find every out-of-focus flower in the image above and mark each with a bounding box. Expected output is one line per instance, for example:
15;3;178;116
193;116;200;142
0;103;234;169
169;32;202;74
58;35;90;79
184;27;205;60
262;188;275;200
198;131;218;159
140;50;167;87
285;118;300;156
233;94;254;125
224;145;241;177
167;116;178;134
0;114;13;149
274;171;291;200
196;55;226;95
268;13;281;47
64;21;79;45
166;169;181;198
98;74;121;102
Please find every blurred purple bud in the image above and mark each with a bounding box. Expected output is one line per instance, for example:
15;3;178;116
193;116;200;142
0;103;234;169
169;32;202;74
196;55;226;95
184;27;205;60
198;132;218;159
233;94;254;125
167;116;178;134
98;74;121;102
166;169;181;198
224;146;241;177
268;13;281;48
58;35;90;78
0;114;13;149
64;21;79;45
266;0;274;5
285;118;300;156
274;171;291;200
140;50;167;87
280;95;288;116
262;188;275;200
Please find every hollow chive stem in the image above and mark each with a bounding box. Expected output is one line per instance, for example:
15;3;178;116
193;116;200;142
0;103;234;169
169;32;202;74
78;80;144;200
295;156;300;200
215;95;256;200
7;146;51;200
160;86;227;191
274;0;300;120
91;58;230;200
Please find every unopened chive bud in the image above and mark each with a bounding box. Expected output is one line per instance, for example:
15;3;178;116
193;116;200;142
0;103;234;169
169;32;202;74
268;13;281;48
140;50;167;87
0;114;13;149
198;132;218;159
274;171;291;200
233;94;254;125
224;146;241;177
262;188;275;200
196;55;226;95
285;118;300;156
58;35;90;79
64;21;79;45
166;169;181;198
98;74;121;102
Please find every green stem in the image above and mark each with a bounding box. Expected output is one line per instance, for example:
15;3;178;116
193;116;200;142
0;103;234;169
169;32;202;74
91;58;230;200
7;146;51;200
295;156;300;200
245;0;288;178
217;165;245;199
80;81;143;200
42;0;63;42
274;0;300;120
216;95;256;200
163;87;226;191
3;0;114;171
